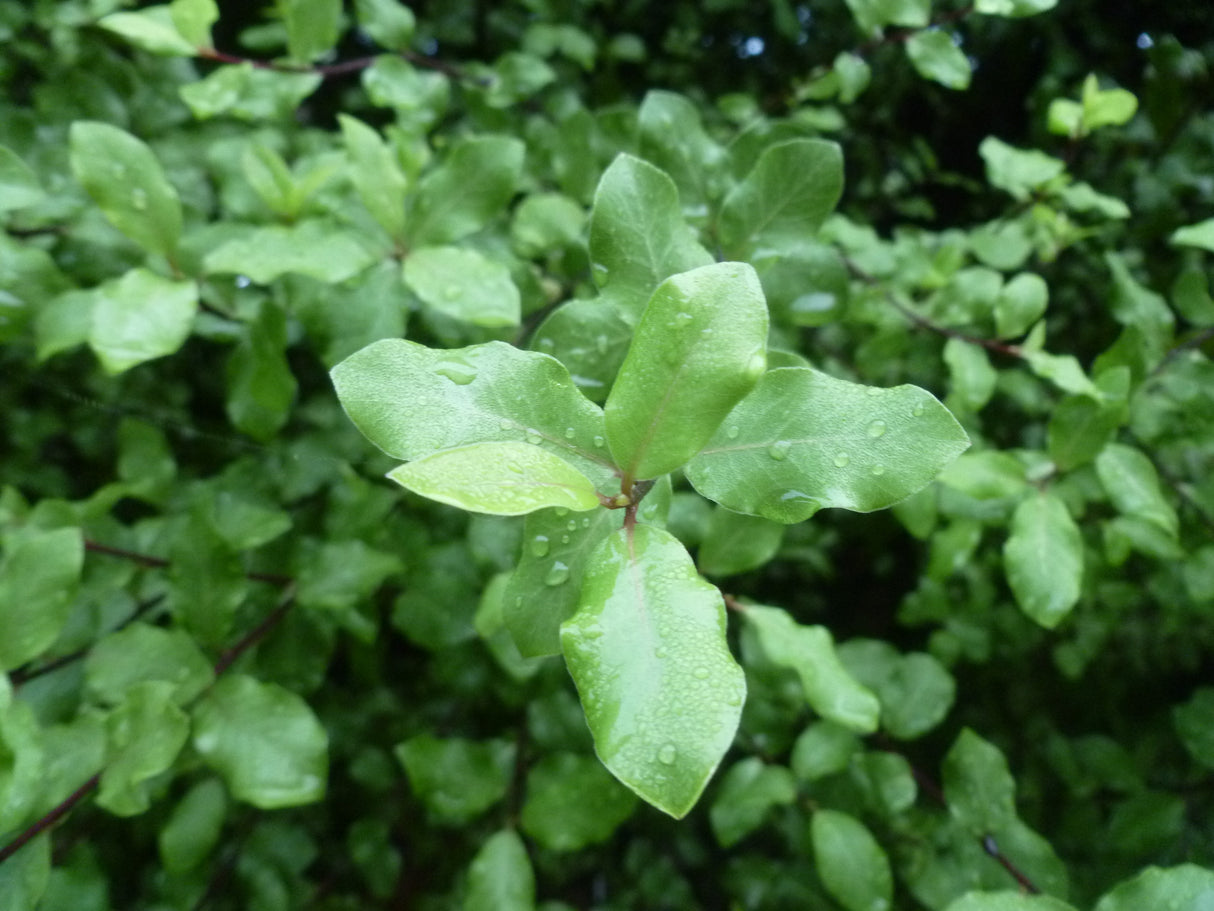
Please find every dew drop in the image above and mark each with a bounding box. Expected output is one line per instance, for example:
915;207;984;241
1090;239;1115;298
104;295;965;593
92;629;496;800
657;743;678;765
130;188;148;211
912;402;926;417
655;646;668;658
566;519;578;531
726;425;740;440
529;535;550;557
537;336;555;351
745;352;766;380
593;435;605;447
499;418;514;431
434;358;477;385
871;464;886;476
866;387;883;396
693;666;709;680
867;420;887;438
768;440;792;461
554;508;569;517
560;534;571;544
563;426;576;439
525;428;542;444
544;561;570;586
833;452;851;467
581;517;591;528
595;334;609;354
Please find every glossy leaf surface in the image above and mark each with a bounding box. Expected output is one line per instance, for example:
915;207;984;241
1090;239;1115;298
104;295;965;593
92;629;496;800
605;262;768;480
560;525;745;817
1003;493;1083;628
0;527;83;671
745;604;880;733
407;135;524;245
89;269;198;375
812;809;894;911
403;246;520;328
465;829;535;911
588;154;713;318
192;674;328;809
98;681;190;816
387;441;599;515
84;623;214;707
331;338;615;487
686;367;970;523
1094;864;1214;911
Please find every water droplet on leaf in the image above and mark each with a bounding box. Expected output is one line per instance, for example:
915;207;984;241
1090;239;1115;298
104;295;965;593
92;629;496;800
657;743;678;765
563;427;576;439
529;535;550;557
693;666;709;679
768;440;792;461
434;359;477;385
871;464;886;476
593;435;605;447
544;562;570;586
833;452;851;467
867;420;887;438
745;352;766;381
525;428;542;444
726;425;740;440
912;402;926;417
131;188;147;211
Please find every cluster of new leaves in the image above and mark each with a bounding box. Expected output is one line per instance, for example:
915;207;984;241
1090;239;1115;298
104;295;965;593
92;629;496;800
2;0;1214;909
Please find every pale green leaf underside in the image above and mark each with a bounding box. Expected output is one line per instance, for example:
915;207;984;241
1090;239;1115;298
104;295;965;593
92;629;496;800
1003;493;1083;628
387;441;599;515
560;525;745;818
330;338;616;488
686;367;970;523
605;261;768;481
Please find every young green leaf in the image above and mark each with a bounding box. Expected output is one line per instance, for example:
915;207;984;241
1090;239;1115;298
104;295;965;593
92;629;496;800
1094;443;1177;537
811;809;894;911
97;681;191;816
637;90;725;211
588;154;714;318
407;136;524;246
745;605;880;733
226;301;297;442
698;507;785;577
686;367;970;523
708;758;797;847
905;29;973;90
170;0;219;48
281;0;341;62
204;220;380;285
718;139;844;258
1094;864;1214;911
69;122;183;258
604;262;768;481
465;829;536;911
97;9;198;56
192;675;329;809
530;297;633;403
1003;492;1083;628
387;442;600;515
84;623;214;707
88;268;198;375
353;0;416;50
942;728;1017;834
560;525;746;818
331;338;615;487
338;114;408;241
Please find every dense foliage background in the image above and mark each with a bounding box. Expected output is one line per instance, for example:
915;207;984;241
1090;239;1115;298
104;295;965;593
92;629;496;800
2;0;1214;908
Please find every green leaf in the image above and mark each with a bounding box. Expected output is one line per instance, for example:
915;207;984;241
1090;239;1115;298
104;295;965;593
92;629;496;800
1171;217;1214;253
204;220;379;284
905;30;973;90
1081;73;1137;130
511;192;586;259
560;525;746;818
226;301;297;442
942;728;1017;834
979;137;1066;201
332;339;614;486
0;145;44;212
686;367;970;522
0;526;83;671
790;721;860;781
1094;443;1177;537
937;452;1028;500
844;0;930;33
1171;269;1214;326
588;154;714;319
465;829;535;911
69;122;183;258
0;680;43;833
745;604;880;733
84;623;214;707
974;0;1058;16
718;139;844;258
945;895;1077;911
388;442;600;515
1003;493;1083;628
158;778;227;874
0;833;49;910
407;136;524;246
708;758;797;847
339;114;408;241
403;246;521;328
519;752;638;850
97;681;191;816
698;507;785;577
637;90;725;210
394;735;513;824
167;521;248;646
604;262;768;480
530;298;633;402
837;639;956;739
97;8;198;56
281;0;341;62
88;268;197;375
1173;687;1214;770
296;539;402;612
995;273;1048;339
1095;864;1214;911
354;0;416;50
1047;395;1122;471
192;674;329;808
170;0;219;47
811;809;894;911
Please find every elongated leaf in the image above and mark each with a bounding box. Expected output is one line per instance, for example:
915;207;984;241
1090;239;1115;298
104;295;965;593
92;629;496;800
637;89;725;210
1094;443;1177;537
1171;218;1214;253
588;154;714;318
605;262;768;480
98;681;191;816
331;338;615;487
339;114;408;241
745;605;880;733
192;674;328;809
812;809;894;911
97;9;197;56
718;139;843;258
69;122;182;258
403;246;520;328
465;829;535;911
686;367;969;523
407;136;524;245
226;301;297;442
0;527;83;671
159;778;227;874
560;525;745;817
1003;493;1082;628
388;442;599;515
1095;864;1214;911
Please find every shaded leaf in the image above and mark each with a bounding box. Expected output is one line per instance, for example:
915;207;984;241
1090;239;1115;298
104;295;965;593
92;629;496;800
98;681;190;816
395;735;513;824
465;829;535;911
408;136;524;246
520;752;638;850
812;809;894;911
709;758;797;847
0;527;83;671
1003;493;1083;628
